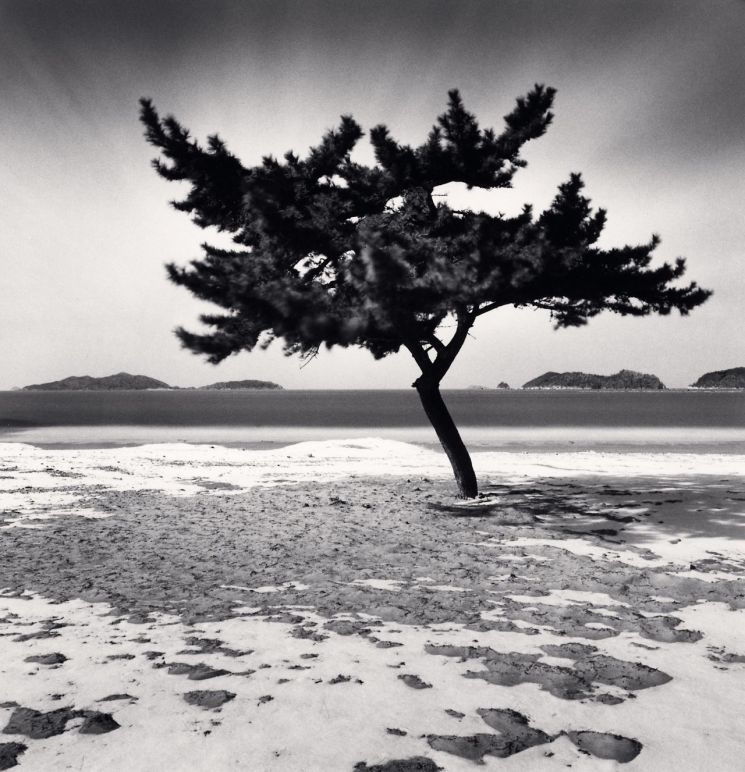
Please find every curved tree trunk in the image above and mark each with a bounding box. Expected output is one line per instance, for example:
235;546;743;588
415;379;478;498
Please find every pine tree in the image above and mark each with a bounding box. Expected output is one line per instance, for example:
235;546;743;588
140;86;711;498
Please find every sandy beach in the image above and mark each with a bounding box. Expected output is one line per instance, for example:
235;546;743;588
1;439;744;771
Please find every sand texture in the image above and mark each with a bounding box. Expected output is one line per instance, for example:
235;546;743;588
1;439;744;770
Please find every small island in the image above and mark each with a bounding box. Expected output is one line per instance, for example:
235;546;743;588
467;382;511;391
22;373;284;391
523;369;666;390
199;380;283;390
23;373;171;391
690;367;745;389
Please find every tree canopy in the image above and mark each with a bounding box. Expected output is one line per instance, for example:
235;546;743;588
141;86;711;497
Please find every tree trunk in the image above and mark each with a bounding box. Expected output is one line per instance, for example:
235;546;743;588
415;379;478;498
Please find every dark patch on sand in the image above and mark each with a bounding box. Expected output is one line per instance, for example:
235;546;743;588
488;596;702;644
324;619;373;636
3;708;71;739
540;642;598;658
426;733;516;762
427;708;552;762
329;674;352;685
369;637;403;648
93;465;132;475
177;636;250;658
398;674;431;690
477;708;553;748
157;661;232;680
98;694;138;703
47;468;85;479
426;642;670;702
13;630;60;643
79;713;120;735
707;646;745;664
183;690;236;709
567;730;642;762
24;653;67;665
3;707;118;739
0;742;27;770
264;613;305;625
426;707;642;764
354;758;442;772
189;478;242;491
290;626;328;642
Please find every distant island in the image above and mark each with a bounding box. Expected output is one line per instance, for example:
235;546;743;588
523;369;666;390
22;373;283;391
467;382;510;391
690;367;745;389
198;380;283;390
23;373;171;391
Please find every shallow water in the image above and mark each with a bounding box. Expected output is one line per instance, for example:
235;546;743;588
1;389;743;452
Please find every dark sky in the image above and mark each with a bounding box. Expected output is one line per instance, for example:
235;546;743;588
2;0;744;388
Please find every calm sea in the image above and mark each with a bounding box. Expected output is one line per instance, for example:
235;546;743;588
0;390;743;452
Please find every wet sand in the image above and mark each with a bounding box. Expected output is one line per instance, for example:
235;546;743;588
1;440;744;770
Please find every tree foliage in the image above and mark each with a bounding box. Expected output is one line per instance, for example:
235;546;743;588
141;86;711;497
140;86;710;373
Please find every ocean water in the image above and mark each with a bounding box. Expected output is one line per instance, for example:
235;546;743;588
0;389;744;452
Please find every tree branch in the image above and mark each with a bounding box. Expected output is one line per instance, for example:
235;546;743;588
403;337;434;375
425;333;446;353
301;255;334;282
429;310;473;382
475;299;508;316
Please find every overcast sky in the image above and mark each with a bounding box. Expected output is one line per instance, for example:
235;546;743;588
2;0;744;389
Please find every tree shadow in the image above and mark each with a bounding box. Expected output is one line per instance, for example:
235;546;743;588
478;475;745;548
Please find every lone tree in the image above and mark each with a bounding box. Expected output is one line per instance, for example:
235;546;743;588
140;86;711;498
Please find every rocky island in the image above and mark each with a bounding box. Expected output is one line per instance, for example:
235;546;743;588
22;373;171;391
690;367;745;389
199;380;283;390
523;369;666;390
467;382;511;391
22;373;284;391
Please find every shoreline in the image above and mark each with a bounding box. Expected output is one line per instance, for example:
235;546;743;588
2;424;745;455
